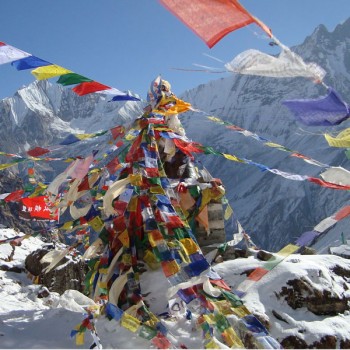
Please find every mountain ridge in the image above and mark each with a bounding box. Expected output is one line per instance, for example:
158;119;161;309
1;17;350;251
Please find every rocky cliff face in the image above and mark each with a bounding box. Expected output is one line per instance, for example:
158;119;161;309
0;170;32;232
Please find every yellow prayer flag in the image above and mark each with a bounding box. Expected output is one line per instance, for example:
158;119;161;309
118;229;130;247
0;163;18;170
150;186;166;194
205;339;222;349
98;281;108;289
75;332;85;345
143;250;160;270
203;314;216;324
121;313;141;333
214;300;233;315
62;221;73;230
207;116;223;123
230;305;250;318
277;243;299;256
122;253;132;265
325;128;350;148
180;238;199;255
224;204;233;220
222;153;244;163
89;216;104;232
31;65;72;80
265;142;284;149
129;173;143;186
222;327;244;348
127;197;138;212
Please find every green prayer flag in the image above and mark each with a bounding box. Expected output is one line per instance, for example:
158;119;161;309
57;73;93;86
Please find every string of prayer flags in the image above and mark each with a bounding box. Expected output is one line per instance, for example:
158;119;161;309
1;40;139;104
237;202;350;297
282;87;350;126
159;0;271;48
199;140;350;191
205;115;330;168
235;243;300;296
296;204;350;247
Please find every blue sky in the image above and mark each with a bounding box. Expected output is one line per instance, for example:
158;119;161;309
1;0;349;100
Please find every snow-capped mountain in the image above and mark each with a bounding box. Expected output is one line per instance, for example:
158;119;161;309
1;18;350;251
181;18;350;251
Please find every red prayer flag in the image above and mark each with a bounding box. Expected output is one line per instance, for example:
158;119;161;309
0;42;6;47
110;125;125;139
248;267;268;281
72;81;111;96
106;156;121;175
308;177;350;190
159;0;271;48
115;140;124;148
173;138;204;159
334;206;350;221
210;279;231;291
152;333;171;349
4;190;24;202
20;196;58;220
27;147;50;157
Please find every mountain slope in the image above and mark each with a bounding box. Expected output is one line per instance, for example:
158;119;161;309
180;18;350;250
1;19;350;251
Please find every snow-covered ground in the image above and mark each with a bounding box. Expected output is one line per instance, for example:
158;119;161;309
1;228;350;349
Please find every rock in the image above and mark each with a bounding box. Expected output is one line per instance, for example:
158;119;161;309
37;286;50;298
257;250;273;261
25;246;86;295
280;335;308;349
278;277;350;316
300;246;316;255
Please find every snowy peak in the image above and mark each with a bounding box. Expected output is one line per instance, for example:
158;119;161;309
0;80;143;154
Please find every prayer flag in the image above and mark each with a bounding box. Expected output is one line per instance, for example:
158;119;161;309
225;45;326;82
4;189;24;202
283;87;350;126
325;128;350;148
31;65;72;80
0;44;31;65
159;0;271;48
72;81;111;96
57;73;93;86
11;55;51;70
27;147;50;157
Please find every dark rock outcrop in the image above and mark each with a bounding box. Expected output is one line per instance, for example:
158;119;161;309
25;245;86;295
279;277;350;316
